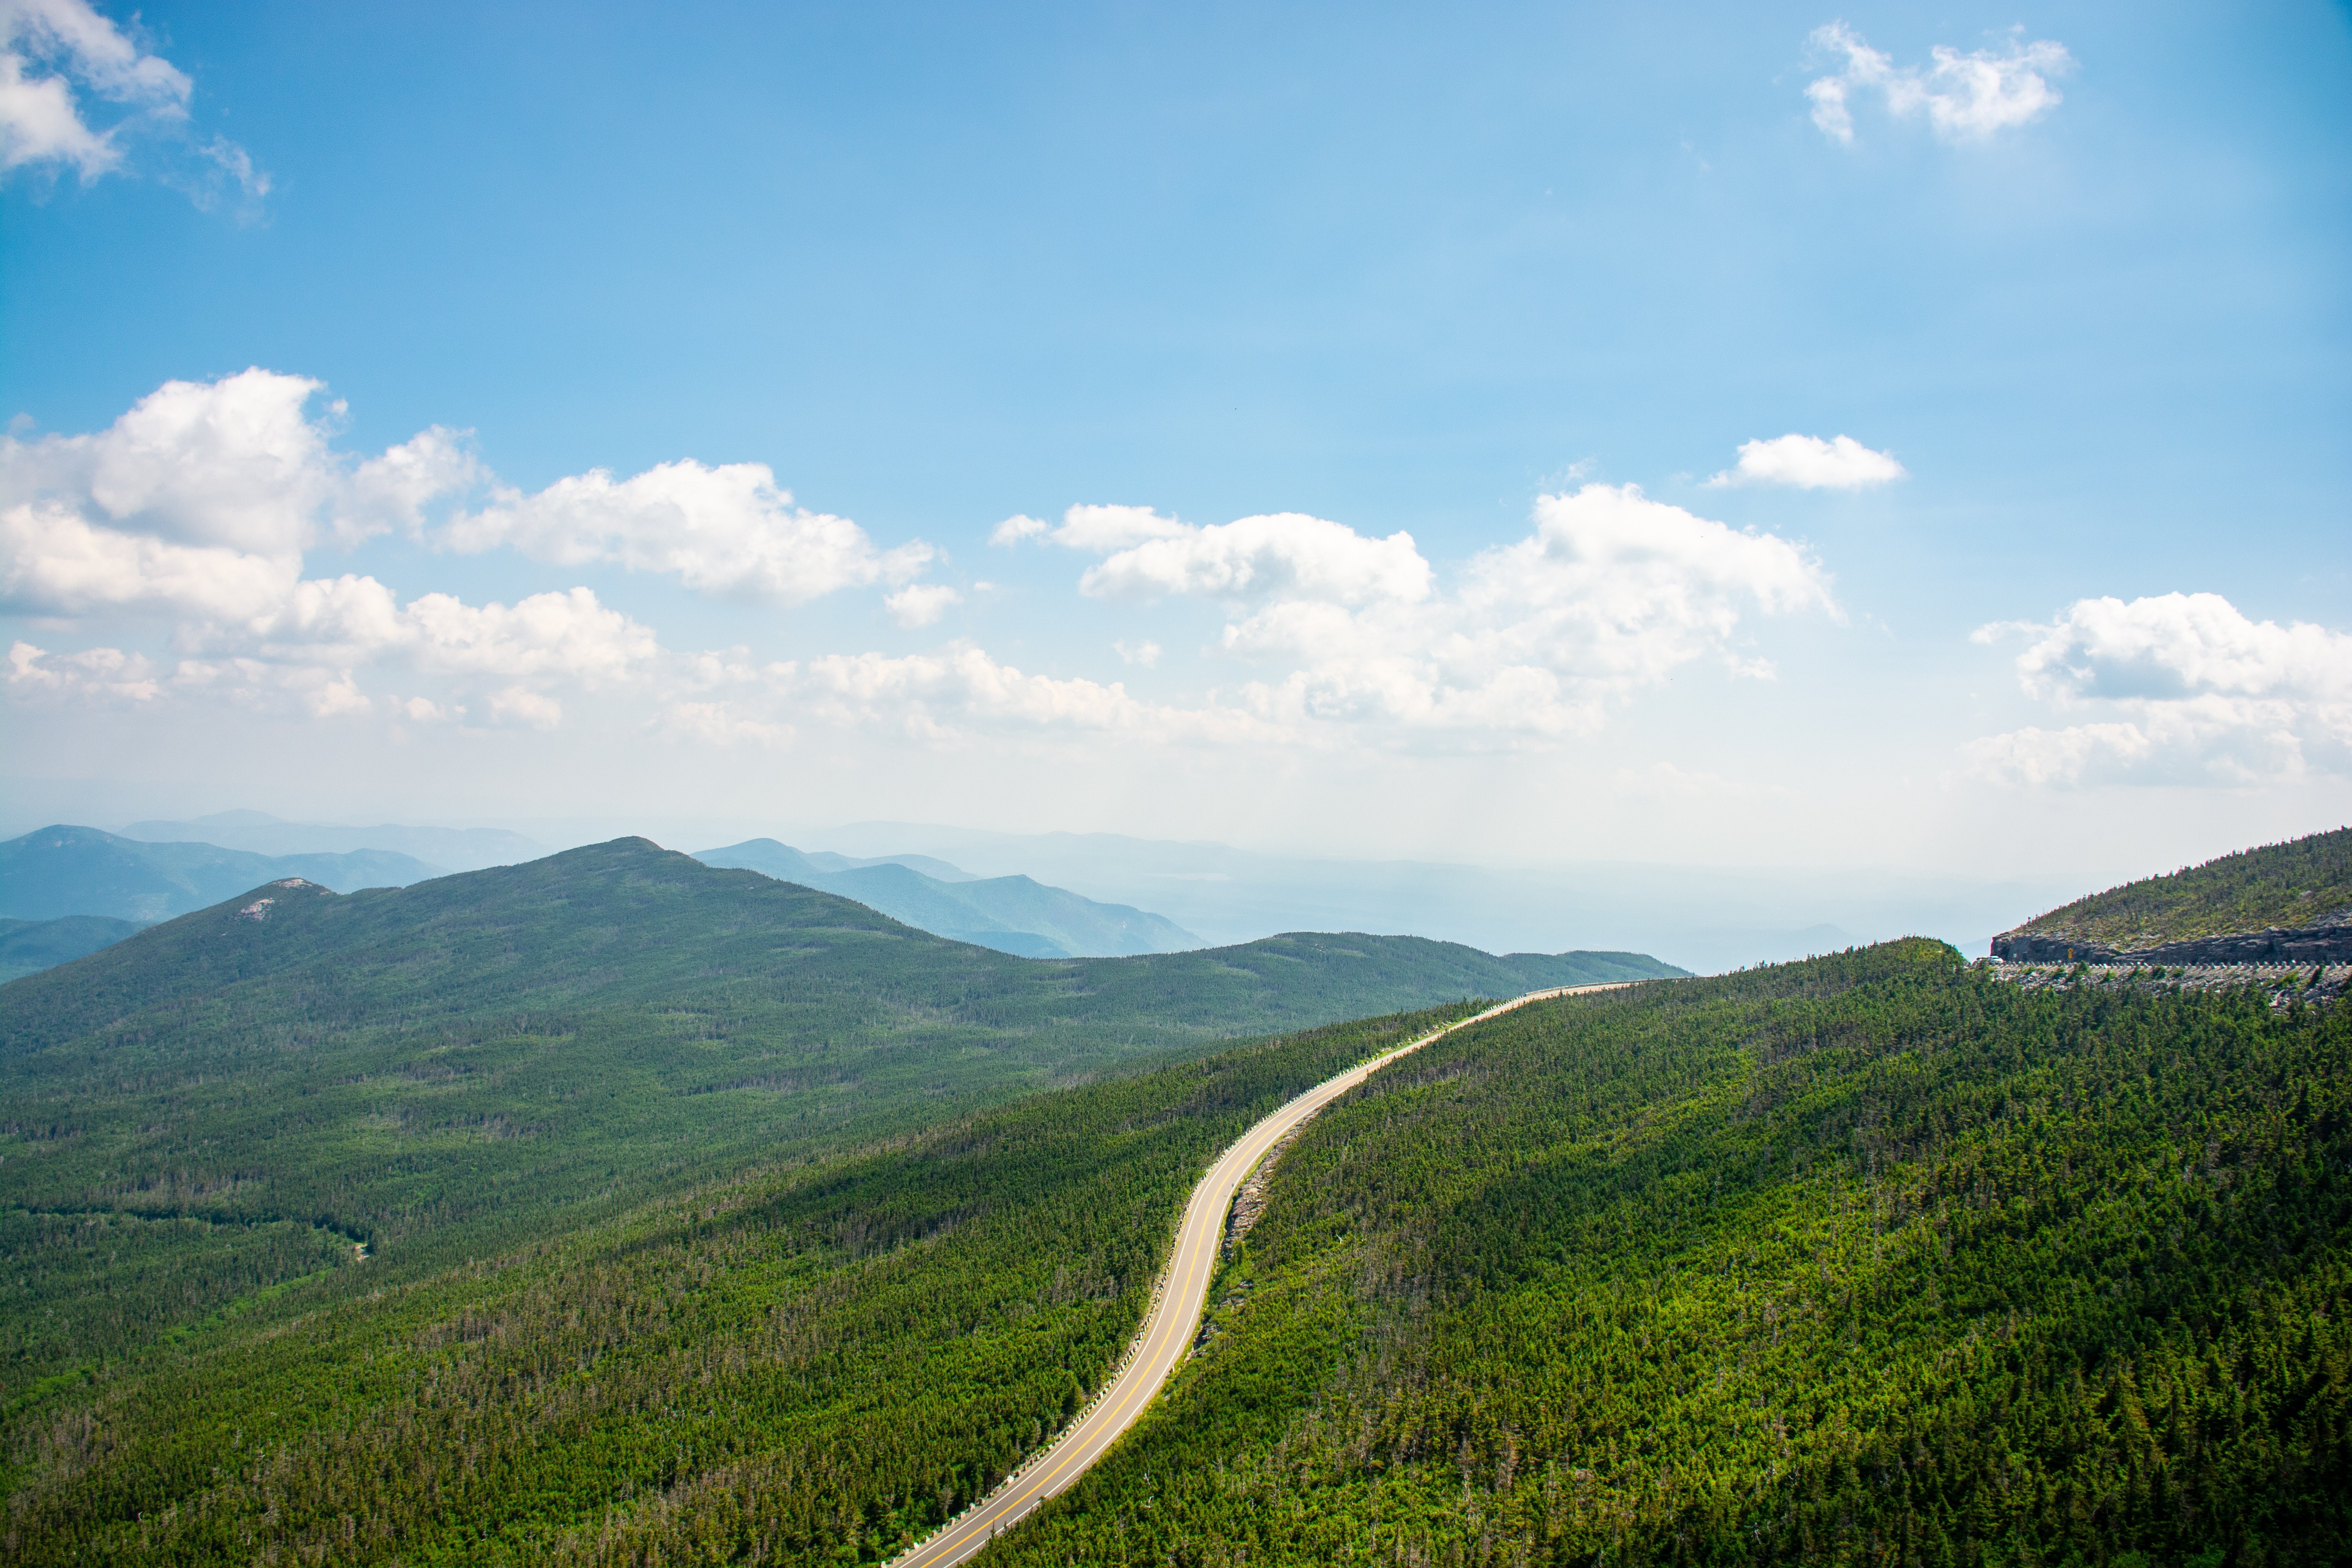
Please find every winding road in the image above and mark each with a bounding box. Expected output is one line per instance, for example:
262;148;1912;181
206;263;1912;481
888;982;1631;1566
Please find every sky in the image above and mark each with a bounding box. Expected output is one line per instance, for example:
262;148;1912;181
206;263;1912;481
2;0;2348;895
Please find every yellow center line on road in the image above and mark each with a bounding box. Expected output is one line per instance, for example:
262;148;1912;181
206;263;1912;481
886;981;1634;1567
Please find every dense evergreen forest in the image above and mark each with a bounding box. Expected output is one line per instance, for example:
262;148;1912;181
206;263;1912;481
0;839;1668;1420
1000;942;2350;1566
2014;826;2350;946
6;934;2342;1563
0;1005;1475;1564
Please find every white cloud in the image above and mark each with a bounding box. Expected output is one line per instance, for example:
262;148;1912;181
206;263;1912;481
989;514;1049;546
0;370;947;729
442;459;932;606
884;583;961;628
0;498;303;622
1806;23;2073;146
1080;511;1432;606
797;646;1152;739
0;369;481;625
1967;593;2352;786
1706;433;1905;490
0;0;265;203
1114;639;1161;668
999;503;1193;553
1035;483;1833;742
6;637;156;700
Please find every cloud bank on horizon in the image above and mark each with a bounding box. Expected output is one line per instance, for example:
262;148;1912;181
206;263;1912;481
7;368;2345;796
3;370;1842;745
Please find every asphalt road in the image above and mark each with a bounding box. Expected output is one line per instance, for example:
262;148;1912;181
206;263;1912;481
887;982;1630;1566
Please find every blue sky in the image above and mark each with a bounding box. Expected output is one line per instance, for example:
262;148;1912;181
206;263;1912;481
2;0;2347;886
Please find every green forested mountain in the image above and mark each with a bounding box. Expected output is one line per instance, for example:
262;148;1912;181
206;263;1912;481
3;1004;1472;1564
1001;944;2351;1566
0;837;1673;1426
694;837;1201;956
2011;825;2351;947
13;940;2339;1565
0;916;147;984
0;824;444;923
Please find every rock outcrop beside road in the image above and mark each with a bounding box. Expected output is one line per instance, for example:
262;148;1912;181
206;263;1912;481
1991;913;2352;968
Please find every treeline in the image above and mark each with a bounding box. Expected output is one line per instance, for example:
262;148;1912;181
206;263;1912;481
2017;824;2350;945
995;941;2352;1567
3;1005;1474;1564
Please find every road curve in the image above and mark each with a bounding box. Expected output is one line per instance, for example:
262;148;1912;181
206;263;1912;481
887;982;1632;1567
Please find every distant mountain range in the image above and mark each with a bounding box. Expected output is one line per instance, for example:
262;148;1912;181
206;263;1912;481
800;820;2088;973
0;825;446;924
1;818;1226;973
119;810;547;872
694;838;1202;957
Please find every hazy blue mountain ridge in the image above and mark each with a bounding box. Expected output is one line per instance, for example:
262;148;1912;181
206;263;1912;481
118;809;546;872
695;836;1202;957
0;825;446;923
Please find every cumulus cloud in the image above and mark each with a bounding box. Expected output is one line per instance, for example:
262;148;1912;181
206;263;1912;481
1706;433;1905;490
0;369;481;625
1081;511;1432;606
6;637;156;701
1806;23;2072;146
0;0;266;205
442;459;932;606
884;583;961;628
989;514;1049;546
0;369;956;728
1031;483;1833;742
1966;593;2352;786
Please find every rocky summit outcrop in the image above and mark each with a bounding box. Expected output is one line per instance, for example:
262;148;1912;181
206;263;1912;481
1991;909;2352;967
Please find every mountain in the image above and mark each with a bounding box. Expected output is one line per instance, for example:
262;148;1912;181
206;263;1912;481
805;819;2083;972
694;836;1201;956
1993;825;2352;964
13;940;2341;1565
0;824;446;922
0;914;147;982
118;809;547;872
0;836;1683;1413
990;942;2351;1566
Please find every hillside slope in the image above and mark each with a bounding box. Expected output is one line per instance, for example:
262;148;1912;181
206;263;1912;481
0;838;1673;1405
0;824;444;922
16;944;2340;1565
1994;826;2351;964
0;1005;1470;1565
695;837;1201;956
998;943;2352;1567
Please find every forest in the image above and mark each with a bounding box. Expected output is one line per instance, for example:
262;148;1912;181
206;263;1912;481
6;934;2345;1563
2013;826;2350;947
0;839;1668;1420
2;1004;1476;1563
999;942;2351;1566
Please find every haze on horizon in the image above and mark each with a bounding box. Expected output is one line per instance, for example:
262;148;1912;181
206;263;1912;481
4;0;2347;896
